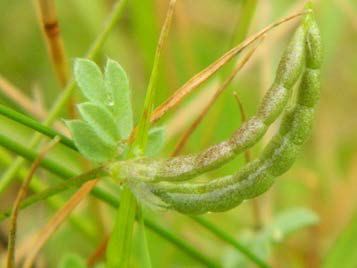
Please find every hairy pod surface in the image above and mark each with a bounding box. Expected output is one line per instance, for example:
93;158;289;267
148;11;322;214
110;24;307;183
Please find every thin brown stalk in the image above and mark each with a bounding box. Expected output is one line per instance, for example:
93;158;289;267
87;235;110;267
233;91;262;229
23;179;99;268
0;74;69;136
171;37;264;156
35;0;76;118
6;136;60;268
36;0;69;87
0;75;47;119
149;10;308;124
128;10;309;143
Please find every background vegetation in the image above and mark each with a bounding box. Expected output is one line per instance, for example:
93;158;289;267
0;0;356;267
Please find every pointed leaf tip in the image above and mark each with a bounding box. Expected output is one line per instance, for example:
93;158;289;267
74;58;108;106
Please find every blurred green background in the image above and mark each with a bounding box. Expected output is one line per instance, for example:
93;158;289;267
0;0;356;267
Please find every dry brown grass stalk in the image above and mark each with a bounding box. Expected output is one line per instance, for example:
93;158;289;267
23;179;99;268
6;136;60;268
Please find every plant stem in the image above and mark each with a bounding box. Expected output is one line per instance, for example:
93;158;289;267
0;148;96;241
133;0;176;152
138;207;152;268
0;104;76;151
106;2;176;267
144;219;220;268
106;187;137;268
0;130;269;267
6;137;59;268
0;135;255;268
190;215;271;268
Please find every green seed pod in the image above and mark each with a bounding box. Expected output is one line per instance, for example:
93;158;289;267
147;10;322;214
111;23;307;183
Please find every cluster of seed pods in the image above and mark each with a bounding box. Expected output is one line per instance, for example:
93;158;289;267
110;9;322;215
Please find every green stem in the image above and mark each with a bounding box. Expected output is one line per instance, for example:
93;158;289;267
106;187;137;268
134;0;176;152
190;215;271;268
0;130;268;267
106;2;176;267
144;219;220;268
0;132;116;207
0;135;259;267
0;104;76;151
0;148;96;241
138;207;152;268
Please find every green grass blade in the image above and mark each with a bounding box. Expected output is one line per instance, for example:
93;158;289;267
138;208;152;268
323;211;357;268
106;187;137;268
133;0;176;154
0;104;76;151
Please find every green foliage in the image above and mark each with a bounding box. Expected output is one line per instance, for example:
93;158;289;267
262;208;319;242
65;119;115;163
119;7;322;215
323;211;357;268
2;0;349;267
74;59;108;106
78;102;119;144
58;254;86;268
146;126;166;157
138;209;153;268
68;58;133;163
106;188;137;268
105;59;133;139
223;208;319;268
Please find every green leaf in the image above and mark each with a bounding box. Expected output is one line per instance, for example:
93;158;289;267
223;208;319;268
65;120;115;163
59;254;86;268
74;59;108;105
263;208;319;242
78;102;119;146
145;126;166;157
105;59;133;139
323;211;357;268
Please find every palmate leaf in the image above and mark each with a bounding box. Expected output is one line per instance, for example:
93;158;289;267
78;102;119;145
70;58;134;163
105;58;133;139
65;120;116;163
74;59;108;106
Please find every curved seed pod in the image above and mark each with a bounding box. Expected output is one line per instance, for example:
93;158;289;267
148;11;322;214
111;24;307;183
